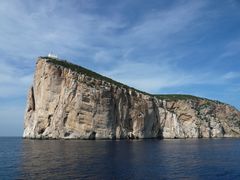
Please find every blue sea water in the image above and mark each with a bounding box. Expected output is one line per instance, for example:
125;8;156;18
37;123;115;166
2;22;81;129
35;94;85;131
1;138;240;179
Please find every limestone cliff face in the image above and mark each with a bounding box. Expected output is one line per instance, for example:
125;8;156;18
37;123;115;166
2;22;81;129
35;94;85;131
160;99;240;138
23;58;240;139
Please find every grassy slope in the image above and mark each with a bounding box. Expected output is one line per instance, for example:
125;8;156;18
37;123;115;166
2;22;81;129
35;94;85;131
154;94;202;101
40;56;222;104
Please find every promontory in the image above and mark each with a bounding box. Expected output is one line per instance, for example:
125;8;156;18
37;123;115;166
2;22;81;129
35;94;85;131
23;57;240;139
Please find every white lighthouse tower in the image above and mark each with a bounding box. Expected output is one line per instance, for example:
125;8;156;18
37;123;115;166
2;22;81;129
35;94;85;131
48;53;58;59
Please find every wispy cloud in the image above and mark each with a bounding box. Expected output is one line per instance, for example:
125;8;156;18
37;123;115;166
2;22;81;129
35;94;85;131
125;1;206;46
101;59;235;93
0;0;238;94
220;39;240;59
223;72;240;80
0;60;32;97
0;0;240;135
102;60;194;92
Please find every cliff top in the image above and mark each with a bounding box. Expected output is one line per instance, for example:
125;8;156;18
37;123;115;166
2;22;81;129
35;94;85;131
39;56;224;104
40;56;150;96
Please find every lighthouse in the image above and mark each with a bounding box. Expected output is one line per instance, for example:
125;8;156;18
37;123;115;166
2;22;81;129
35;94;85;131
48;53;58;59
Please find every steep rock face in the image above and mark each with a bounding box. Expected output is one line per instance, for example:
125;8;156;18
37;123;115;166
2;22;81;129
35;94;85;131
160;99;240;138
23;58;240;139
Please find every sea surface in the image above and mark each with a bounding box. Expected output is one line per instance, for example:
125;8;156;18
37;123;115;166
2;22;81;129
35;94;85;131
1;137;240;179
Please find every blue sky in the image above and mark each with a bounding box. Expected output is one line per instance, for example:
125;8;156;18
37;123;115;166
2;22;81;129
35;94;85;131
0;0;240;136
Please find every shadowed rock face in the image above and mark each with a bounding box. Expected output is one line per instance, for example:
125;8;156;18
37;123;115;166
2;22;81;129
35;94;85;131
23;58;240;139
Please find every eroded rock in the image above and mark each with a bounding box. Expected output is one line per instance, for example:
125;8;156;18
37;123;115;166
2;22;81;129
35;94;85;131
23;58;240;139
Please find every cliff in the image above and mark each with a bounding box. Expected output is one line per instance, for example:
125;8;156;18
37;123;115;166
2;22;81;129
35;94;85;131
23;57;240;139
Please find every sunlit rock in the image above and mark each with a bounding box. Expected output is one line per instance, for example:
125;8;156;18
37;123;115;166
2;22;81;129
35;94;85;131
23;57;240;139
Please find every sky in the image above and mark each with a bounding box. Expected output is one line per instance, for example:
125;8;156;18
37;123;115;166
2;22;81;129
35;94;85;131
0;0;240;136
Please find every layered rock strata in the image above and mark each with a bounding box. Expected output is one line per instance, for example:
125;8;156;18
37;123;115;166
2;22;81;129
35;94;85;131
23;57;240;139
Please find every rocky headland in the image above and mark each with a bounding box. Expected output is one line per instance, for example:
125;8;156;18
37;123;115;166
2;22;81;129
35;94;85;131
23;57;240;139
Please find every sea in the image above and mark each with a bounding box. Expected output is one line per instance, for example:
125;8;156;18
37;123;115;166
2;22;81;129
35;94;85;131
1;137;240;179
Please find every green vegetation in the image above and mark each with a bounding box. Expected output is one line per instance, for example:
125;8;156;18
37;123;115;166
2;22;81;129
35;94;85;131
40;56;224;104
155;94;223;104
154;94;203;101
40;56;150;95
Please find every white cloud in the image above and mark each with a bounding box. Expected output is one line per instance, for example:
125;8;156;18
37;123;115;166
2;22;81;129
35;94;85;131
0;0;208;62
0;0;239;136
113;1;208;52
94;50;113;63
223;72;240;80
101;60;216;93
0;60;33;98
0;0;226;94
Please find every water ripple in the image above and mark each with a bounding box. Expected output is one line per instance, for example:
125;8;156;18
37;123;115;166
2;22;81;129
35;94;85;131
1;138;240;179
